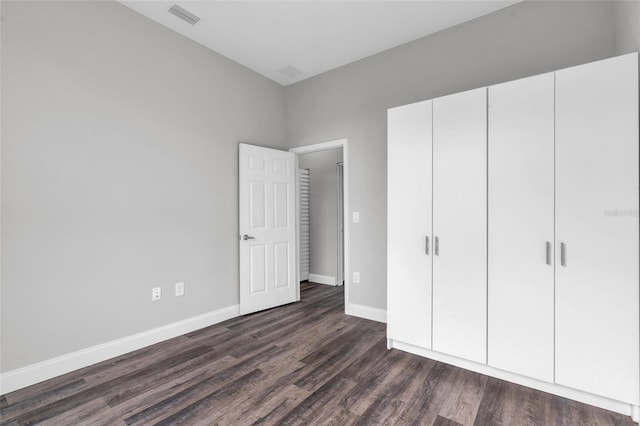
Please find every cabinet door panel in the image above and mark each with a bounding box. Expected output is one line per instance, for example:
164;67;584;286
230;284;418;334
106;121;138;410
387;100;432;348
555;53;639;404
432;88;487;364
487;73;555;382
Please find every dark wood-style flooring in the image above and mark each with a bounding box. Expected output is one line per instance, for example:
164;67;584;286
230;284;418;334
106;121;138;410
1;282;634;425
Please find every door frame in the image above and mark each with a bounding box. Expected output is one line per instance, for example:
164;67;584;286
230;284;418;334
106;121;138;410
290;139;350;311
336;162;344;287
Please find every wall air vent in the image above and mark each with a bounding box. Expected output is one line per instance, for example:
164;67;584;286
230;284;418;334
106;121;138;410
168;4;201;25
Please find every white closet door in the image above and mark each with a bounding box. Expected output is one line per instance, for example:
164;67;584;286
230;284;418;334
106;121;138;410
487;73;555;382
298;169;310;281
555;53;639;404
432;88;487;363
387;100;432;349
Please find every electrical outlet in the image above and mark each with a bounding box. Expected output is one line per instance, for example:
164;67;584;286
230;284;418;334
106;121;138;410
353;272;360;283
152;287;162;301
175;282;185;297
352;211;360;223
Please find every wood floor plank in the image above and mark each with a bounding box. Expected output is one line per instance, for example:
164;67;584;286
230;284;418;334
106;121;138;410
294;328;380;393
437;368;487;425
1;282;635;426
10;345;213;425
434;415;465;426
228;383;311;425
336;335;389;382
474;378;551;426
512;384;555;425
152;368;266;426
0;379;87;421
226;302;347;360
35;397;124;426
473;376;512;425
277;375;358;425
395;361;455;425
100;355;239;421
354;354;431;424
81;335;196;386
195;359;313;425
339;347;417;416
101;345;227;407
122;346;284;425
4;334;192;406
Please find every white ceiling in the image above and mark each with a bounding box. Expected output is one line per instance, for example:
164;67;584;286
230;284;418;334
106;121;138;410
119;1;519;86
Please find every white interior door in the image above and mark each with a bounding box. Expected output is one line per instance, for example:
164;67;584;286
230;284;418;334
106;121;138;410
432;88;487;364
487;73;555;382
239;143;297;315
387;100;433;349
555;53;639;404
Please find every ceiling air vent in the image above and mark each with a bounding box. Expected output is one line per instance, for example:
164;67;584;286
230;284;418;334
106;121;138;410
278;65;303;79
168;4;201;25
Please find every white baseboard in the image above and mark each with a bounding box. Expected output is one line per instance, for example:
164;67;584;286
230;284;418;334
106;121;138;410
346;303;387;323
0;304;240;395
388;339;638;421
308;273;336;286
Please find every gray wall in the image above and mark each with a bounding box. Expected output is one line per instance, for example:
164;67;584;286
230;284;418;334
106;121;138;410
2;0;638;374
1;1;285;371
615;1;640;54
298;149;343;280
284;0;621;310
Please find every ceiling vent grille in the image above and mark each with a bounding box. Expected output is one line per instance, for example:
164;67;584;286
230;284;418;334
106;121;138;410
279;65;303;79
168;4;201;25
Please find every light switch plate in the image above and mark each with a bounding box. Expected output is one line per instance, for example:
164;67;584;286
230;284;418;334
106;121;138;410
352;211;360;223
175;282;185;297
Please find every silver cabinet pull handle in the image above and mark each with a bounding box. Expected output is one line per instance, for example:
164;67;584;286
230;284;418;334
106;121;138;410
560;242;566;267
425;236;429;255
546;241;551;265
435;236;439;256
241;234;255;240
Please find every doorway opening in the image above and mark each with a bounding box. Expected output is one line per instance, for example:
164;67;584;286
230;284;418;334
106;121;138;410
290;139;349;311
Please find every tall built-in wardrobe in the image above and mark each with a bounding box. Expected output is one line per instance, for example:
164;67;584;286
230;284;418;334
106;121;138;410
387;53;639;420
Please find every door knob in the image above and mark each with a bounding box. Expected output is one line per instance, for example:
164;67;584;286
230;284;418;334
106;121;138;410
241;234;255;240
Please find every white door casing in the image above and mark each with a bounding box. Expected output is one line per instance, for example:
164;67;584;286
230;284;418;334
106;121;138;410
555;53;639;404
290;139;349;310
337;162;345;286
432;87;487;364
239;143;297;315
387;100;433;349
487;73;555;382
